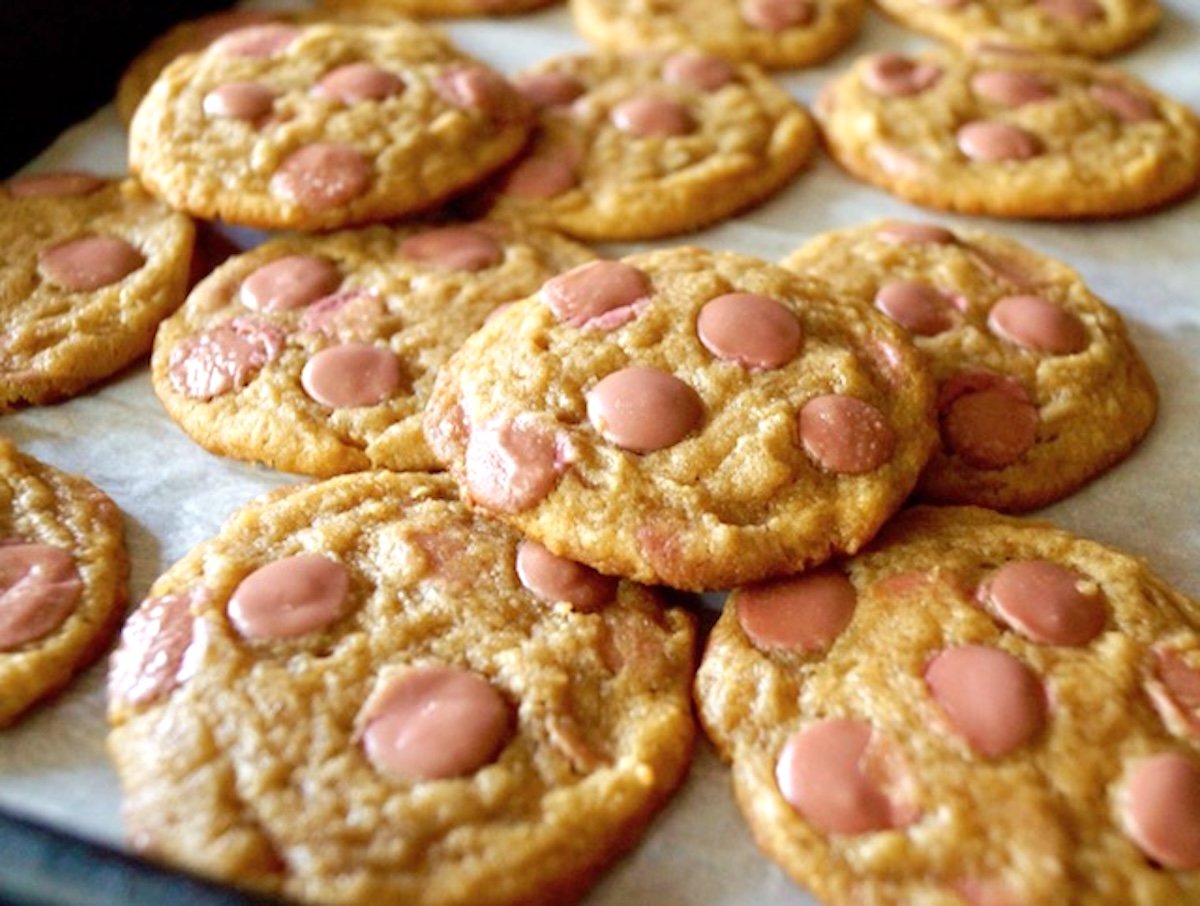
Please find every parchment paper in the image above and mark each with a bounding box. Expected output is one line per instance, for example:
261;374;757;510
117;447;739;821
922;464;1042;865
1;2;1198;904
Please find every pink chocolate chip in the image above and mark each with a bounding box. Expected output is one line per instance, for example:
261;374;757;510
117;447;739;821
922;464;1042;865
465;417;565;513
227;554;351;640
736;568;857;653
988;295;1087;355
397;226;503;272
241;255;341;312
7;171;105;198
862;54;943;97
502;154;578;199
697;293;802;370
874;281;956;336
971;71;1054;108
1149;647;1200;736
610;96;694;137
516;539;616;613
270;143;372;210
978;560;1105;646
799;395;895;475
540;260;652;329
314;63;404;104
108;590;199;708
956;878;1025;906
1036;0;1103;22
0;543;83;651
211;23;300;58
662;52;736;91
741;0;815;30
38;236;144;292
940;376;1038;470
300;289;387;338
513;71;585;108
957;122;1040;162
167;316;286;400
1091;83;1157;123
1121;753;1200;869
202;82;276;121
587;367;704;453
876;221;956;245
434;66;527;123
776;719;914;834
300;343;402;408
360;665;511;781
925;645;1047;757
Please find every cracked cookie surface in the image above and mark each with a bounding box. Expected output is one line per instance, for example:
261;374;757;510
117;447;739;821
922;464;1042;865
130;21;532;230
696;505;1200;906
816;48;1200;218
151;219;593;477
424;246;937;591
782;220;1157;511
0;175;194;411
106;470;695;906
1;437;128;727
481;51;816;241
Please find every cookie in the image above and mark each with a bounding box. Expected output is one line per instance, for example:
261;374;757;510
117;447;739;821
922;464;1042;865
696;505;1200;906
0;174;195;411
424;247;938;591
319;0;558;19
129;21;533;231
570;0;865;70
480;51;816;241
781;220;1157;511
1;437;128;727
116;9;289;125
815;48;1200;218
150;219;594;477
107;470;696;905
872;0;1161;59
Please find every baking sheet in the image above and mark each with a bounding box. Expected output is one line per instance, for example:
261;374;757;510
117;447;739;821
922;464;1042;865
1;2;1198;904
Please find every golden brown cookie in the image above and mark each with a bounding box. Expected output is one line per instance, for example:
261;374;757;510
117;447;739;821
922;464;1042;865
150;219;594;477
781;220;1157;511
696;505;1200;906
319;0;558;18
570;0;865;70
0;436;128;727
478;51;816;241
129;21;533;230
815;48;1200;218
872;0;1161;59
0;174;195;411
107;470;696;905
424;247;937;591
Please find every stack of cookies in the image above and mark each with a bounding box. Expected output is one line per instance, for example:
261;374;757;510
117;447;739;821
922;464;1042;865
1;1;1198;905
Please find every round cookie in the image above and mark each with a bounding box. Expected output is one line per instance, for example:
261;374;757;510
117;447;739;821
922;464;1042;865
0;174;195;411
151;219;594;477
815;48;1200;218
872;0;1161;59
319;0;558;19
116;9;290;125
1;437;128;727
695;505;1200;906
781;220;1158;511
481;51;816;241
129;21;533;231
107;470;696;905
423;247;938;591
570;0;865;70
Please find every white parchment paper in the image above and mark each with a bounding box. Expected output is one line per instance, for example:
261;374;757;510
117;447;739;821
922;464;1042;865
2;2;1198;904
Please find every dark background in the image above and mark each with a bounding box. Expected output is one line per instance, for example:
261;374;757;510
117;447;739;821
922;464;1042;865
0;0;232;176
